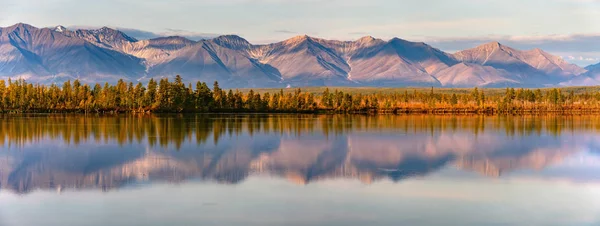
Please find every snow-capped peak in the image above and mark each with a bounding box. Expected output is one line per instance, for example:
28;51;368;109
54;25;67;32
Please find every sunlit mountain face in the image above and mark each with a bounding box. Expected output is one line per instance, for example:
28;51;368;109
1;114;599;194
0;23;594;88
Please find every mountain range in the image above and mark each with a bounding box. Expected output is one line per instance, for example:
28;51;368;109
1;23;599;88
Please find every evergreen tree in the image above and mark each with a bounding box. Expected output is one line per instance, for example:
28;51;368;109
144;79;158;109
213;81;226;110
450;94;458;106
156;78;171;110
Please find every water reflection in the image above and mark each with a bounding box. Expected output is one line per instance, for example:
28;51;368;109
0;114;599;193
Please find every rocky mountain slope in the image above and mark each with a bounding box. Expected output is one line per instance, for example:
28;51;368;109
586;63;600;72
559;62;600;86
0;23;145;83
0;23;593;88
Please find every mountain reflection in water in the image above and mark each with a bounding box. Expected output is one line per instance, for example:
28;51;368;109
0;114;599;193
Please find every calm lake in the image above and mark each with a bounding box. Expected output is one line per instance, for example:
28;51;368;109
0;114;599;226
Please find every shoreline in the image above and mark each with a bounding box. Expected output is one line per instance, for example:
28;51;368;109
3;109;600;116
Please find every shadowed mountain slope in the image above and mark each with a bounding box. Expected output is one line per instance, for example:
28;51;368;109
0;23;590;88
0;23;145;83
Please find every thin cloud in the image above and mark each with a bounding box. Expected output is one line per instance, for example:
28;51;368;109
251;39;281;44
66;26;219;41
565;0;600;2
418;34;600;66
116;28;159;40
566;56;600;62
419;33;600;53
161;28;220;41
348;32;369;35
274;30;297;34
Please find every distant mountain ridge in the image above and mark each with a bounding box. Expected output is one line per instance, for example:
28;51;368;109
0;23;595;88
586;63;600;71
0;23;145;83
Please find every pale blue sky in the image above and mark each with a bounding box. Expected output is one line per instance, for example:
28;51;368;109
1;0;600;65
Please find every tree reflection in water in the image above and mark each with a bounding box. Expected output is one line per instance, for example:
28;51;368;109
0;114;597;193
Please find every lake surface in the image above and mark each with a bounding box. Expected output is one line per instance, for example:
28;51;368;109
1;114;600;226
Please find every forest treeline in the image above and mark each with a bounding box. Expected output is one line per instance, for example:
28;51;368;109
1;75;600;114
